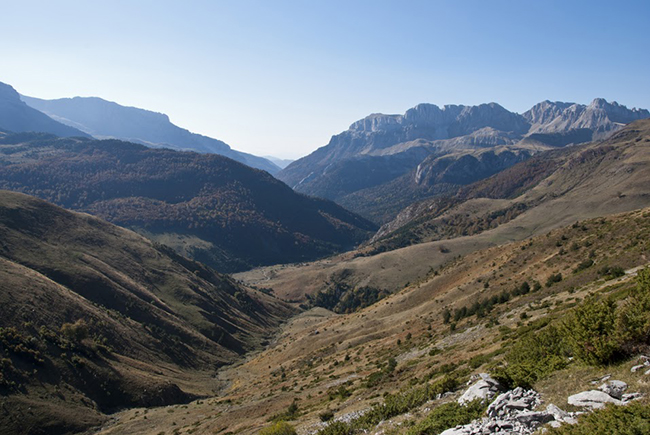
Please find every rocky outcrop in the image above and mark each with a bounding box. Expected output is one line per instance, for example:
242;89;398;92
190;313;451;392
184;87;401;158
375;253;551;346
443;387;563;435
440;376;645;435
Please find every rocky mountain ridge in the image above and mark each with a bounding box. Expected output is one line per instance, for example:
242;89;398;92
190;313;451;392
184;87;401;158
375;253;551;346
278;98;649;223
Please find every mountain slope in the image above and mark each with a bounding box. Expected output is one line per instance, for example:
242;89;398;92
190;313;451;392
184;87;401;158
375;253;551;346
0;133;376;272
368;118;650;254
0;82;89;138
0;190;294;435
278;99;648;223
336;146;535;223
94;203;650;435
21;94;281;174
237;119;650;302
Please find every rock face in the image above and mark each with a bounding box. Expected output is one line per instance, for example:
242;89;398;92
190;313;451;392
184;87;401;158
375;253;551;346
278;98;649;223
524;99;650;141
458;374;502;404
21;94;280;174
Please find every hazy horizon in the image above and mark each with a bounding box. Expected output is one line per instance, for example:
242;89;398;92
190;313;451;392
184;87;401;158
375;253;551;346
2;0;649;159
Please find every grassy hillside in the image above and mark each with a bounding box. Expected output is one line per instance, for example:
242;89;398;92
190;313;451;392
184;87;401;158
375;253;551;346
0;191;294;435
0;132;376;272
90;205;650;435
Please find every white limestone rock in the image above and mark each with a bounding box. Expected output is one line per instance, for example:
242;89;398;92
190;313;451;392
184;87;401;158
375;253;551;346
598;380;627;399
567;390;622;409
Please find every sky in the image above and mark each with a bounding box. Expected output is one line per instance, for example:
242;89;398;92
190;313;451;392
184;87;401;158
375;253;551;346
1;0;649;159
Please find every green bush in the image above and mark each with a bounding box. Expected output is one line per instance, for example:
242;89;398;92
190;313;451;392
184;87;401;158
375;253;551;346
318;421;352;435
319;375;460;435
407;400;486;435
616;268;650;348
492;325;568;388
319;409;335;422
598;266;625;280
561;297;621;365
259;421;297;435
60;319;89;342
546;273;563;287
544;402;650;435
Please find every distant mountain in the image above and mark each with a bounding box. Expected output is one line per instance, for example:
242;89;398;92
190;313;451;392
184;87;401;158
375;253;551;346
264;155;294;169
21;94;281;174
0;82;89;138
278;99;649;223
0;132;376;272
369;118;650;253
0;190;293;434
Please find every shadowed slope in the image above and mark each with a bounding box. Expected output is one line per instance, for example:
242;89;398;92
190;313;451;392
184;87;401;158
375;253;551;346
0;190;294;435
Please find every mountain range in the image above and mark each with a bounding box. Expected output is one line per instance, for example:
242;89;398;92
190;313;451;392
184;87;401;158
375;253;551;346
278;98;649;223
3;76;650;435
111;118;650;435
21;93;281;174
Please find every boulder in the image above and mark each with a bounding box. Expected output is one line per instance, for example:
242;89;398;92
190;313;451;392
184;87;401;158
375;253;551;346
598;380;627;399
457;374;501;405
567;390;622;409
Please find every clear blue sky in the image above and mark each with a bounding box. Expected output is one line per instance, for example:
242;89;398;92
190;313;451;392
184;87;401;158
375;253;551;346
1;0;649;159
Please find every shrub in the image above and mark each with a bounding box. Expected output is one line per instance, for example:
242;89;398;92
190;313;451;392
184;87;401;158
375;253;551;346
492;325;568;388
546;273;563;287
259;421;297;435
544;402;650;435
561;297;621;365
407;400;486;435
319;409;335;422
318;421;352;435
598;266;625;279
60;319;89;342
616;268;650;348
